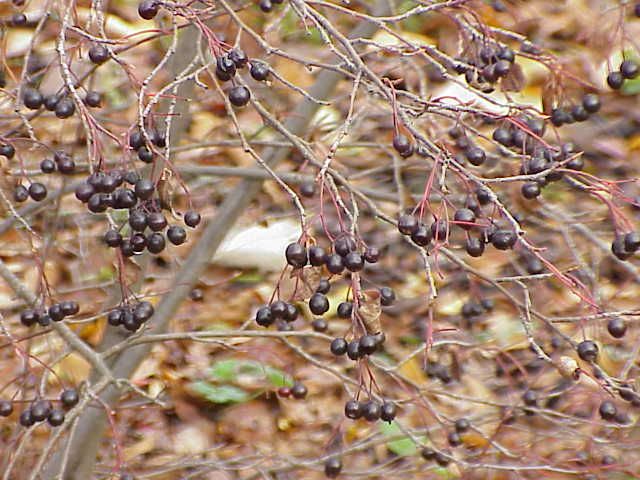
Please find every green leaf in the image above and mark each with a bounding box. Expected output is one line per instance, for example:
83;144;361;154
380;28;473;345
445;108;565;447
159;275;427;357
208;359;293;387
231;271;265;284
379;421;417;456
189;381;250;404
264;365;293;388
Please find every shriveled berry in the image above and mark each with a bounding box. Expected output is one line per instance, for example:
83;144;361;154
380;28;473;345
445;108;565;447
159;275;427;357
599;400;617;421
14;185;29;202
491;230;517;250
228;49;248;69
364;246;380;263
299;182;315;197
380;286;395;306
392;134;414;158
577;340;598;362
421;446;436;461
215;55;236;82
411;223;432;246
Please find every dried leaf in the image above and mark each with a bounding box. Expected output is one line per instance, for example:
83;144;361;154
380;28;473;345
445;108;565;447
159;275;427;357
501;62;526;92
358;289;382;335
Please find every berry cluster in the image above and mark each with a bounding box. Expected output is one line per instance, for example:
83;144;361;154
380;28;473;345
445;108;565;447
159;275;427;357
343;398;397;423
74;165;199;257
550;93;602;127
454;43;516;93
20;300;79;327
607;59;639;90
0;388;79;430
107;301;154;332
277;381;308;399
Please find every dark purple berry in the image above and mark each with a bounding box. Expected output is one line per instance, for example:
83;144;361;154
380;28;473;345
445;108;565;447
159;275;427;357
285;243;308;268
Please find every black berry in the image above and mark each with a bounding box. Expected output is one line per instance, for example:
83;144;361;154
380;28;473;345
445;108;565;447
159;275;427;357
285;243;308;268
330;338;348;356
228;86;251;107
577;340;598;362
89;44;109;64
167;226;186;245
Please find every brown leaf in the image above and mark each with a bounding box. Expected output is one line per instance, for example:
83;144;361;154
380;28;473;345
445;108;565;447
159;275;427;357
501;62;526;92
358;289;382;334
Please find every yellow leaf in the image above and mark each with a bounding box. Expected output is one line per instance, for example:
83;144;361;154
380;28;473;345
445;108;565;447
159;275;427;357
398;357;427;385
52;353;91;384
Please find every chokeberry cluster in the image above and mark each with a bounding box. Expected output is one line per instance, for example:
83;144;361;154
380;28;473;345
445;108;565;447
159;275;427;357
1;388;79;431
20;300;79;327
107;301;154;332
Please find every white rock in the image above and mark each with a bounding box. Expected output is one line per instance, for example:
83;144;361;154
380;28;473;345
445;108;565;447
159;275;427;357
212;218;302;272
